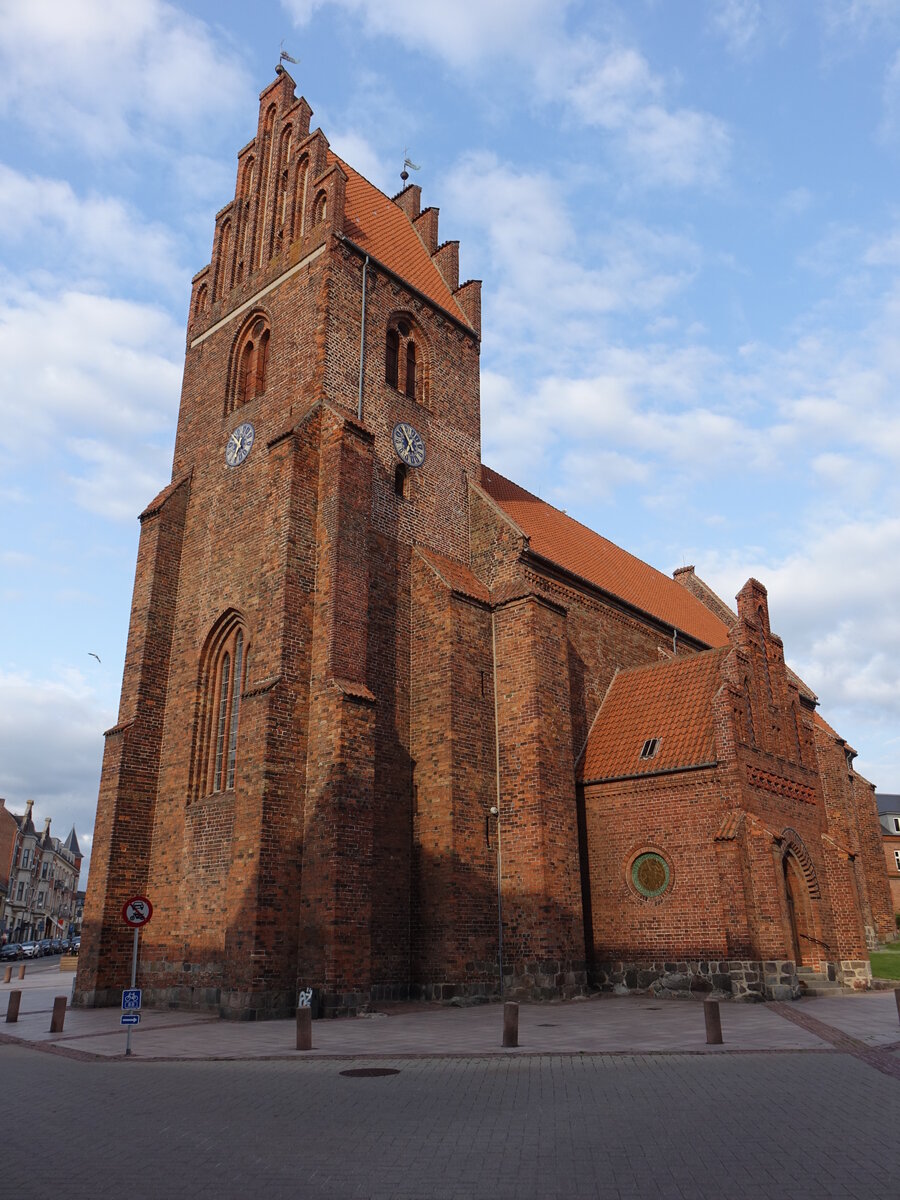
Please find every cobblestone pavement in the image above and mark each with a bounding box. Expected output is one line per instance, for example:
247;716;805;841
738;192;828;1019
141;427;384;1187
2;1041;897;1200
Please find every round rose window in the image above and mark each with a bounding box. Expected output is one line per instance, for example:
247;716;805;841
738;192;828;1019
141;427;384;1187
631;852;670;898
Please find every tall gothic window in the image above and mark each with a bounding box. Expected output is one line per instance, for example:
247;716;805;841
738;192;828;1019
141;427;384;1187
191;614;249;800
229;314;271;412
385;328;400;388
215;219;232;300
384;315;428;405
292;156;309;240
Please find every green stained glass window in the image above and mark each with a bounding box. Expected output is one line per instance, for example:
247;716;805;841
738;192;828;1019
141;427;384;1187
631;852;670;898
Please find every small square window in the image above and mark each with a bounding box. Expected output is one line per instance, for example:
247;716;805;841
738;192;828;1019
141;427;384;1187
893;817;900;834
894;849;900;872
640;738;661;760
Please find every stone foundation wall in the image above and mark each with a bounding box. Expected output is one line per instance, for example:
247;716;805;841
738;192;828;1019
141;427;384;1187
839;959;872;989
592;959;804;1001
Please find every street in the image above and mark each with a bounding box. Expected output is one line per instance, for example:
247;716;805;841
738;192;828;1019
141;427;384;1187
2;1040;897;1199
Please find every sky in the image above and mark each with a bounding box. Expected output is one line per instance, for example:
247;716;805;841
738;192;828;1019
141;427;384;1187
2;0;900;884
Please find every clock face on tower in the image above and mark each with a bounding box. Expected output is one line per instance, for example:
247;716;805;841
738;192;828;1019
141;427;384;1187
392;422;426;468
225;422;255;468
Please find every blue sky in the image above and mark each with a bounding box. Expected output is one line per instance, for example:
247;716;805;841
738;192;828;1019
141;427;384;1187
3;0;900;882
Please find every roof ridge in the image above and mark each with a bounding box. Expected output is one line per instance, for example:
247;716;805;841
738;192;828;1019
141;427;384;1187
481;465;696;592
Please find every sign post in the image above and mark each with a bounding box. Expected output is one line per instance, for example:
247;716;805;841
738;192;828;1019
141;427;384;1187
121;896;152;1057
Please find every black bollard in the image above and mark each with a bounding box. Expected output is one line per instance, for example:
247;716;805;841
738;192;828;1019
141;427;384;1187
704;998;723;1045
502;1001;519;1047
894;987;900;1023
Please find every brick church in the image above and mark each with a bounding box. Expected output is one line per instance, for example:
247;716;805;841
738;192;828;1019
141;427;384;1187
76;71;894;1017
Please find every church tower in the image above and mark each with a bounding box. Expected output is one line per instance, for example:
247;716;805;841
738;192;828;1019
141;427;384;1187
76;70;486;1017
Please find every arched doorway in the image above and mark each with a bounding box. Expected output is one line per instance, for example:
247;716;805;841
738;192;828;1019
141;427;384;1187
782;850;815;966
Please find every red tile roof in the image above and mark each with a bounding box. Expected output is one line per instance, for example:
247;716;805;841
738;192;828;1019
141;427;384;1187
416;547;491;604
333;155;470;328
480;467;732;647
579;649;729;783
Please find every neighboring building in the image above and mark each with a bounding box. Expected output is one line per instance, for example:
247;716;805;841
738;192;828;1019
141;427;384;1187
877;794;900;917
76;71;894;1018
0;799;17;930
1;800;83;943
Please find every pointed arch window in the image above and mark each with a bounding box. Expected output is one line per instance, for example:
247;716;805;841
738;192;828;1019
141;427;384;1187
215;219;232;300
405;340;417;399
192;616;250;801
384;315;429;406
313;190;327;225
229;314;271;412
385;328;400;388
293;156;309;240
744;676;756;748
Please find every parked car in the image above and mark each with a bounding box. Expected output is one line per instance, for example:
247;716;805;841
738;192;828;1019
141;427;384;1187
19;941;40;958
38;938;53;956
60;938;71;953
50;938;63;954
0;943;23;961
71;937;81;956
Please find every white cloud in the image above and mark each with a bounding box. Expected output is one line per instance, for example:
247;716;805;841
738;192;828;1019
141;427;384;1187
287;1;730;189
66;438;173;521
699;515;900;785
0;0;251;155
0;287;180;517
283;0;568;69
0;164;186;294
779;187;814;219
0;667;114;883
708;0;765;55
327;129;394;195
880;48;900;141
823;0;900;40
444;154;700;365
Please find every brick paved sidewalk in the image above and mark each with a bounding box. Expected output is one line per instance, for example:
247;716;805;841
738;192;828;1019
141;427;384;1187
3;963;899;1063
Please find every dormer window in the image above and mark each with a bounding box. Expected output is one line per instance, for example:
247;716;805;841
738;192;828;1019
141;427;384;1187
640;738;660;760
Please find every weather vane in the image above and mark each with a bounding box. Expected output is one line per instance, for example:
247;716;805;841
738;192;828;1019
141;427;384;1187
279;41;299;67
400;150;421;184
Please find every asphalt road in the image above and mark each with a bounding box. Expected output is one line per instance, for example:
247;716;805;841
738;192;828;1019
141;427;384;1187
2;1042;897;1199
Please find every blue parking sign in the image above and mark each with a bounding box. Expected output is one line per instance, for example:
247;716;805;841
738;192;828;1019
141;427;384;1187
122;988;142;1010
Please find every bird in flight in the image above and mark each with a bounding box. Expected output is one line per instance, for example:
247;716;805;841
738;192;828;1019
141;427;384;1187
88;652;101;663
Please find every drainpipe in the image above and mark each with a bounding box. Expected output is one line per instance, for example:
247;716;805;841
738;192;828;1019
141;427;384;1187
491;612;504;996
357;255;370;422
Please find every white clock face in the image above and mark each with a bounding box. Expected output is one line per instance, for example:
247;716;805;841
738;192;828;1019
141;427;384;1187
392;422;426;468
225;422;255;468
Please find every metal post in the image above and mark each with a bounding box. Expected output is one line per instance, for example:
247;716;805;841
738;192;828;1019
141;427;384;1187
296;1006;312;1051
6;990;21;1022
894;987;900;1023
50;995;67;1033
502;1001;519;1048
125;926;139;1057
704;998;723;1045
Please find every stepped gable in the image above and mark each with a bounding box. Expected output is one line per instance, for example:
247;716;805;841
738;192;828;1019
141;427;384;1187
579;648;729;783
334;155;472;330
480;466;731;647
